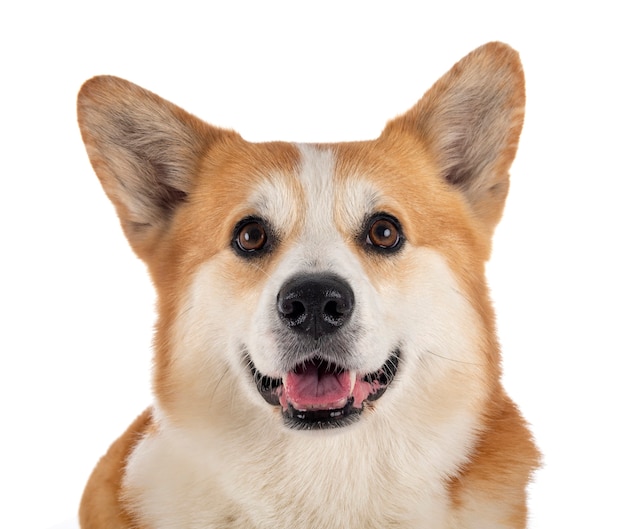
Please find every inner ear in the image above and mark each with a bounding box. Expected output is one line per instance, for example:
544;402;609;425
383;42;525;234
77;76;239;254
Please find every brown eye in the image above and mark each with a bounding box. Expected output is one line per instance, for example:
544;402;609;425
365;214;403;251
235;219;268;253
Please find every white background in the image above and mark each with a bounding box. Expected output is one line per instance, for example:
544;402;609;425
2;2;624;528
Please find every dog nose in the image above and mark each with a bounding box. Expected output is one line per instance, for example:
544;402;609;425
277;274;354;340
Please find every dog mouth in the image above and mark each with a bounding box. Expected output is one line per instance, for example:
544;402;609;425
248;352;399;430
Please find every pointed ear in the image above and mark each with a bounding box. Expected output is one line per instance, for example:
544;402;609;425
77;76;236;256
383;42;525;235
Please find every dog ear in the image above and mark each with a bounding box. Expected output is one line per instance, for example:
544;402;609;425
383;42;525;235
77;76;236;257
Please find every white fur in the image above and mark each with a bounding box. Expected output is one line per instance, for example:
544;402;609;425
122;145;489;528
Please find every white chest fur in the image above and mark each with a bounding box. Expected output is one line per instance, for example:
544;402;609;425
122;398;480;529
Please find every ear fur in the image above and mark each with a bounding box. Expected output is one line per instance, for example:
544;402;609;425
77;76;236;256
383;42;525;235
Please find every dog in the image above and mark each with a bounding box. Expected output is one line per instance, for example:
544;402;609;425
77;42;539;528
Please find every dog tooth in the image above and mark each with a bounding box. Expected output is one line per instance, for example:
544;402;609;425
349;370;357;393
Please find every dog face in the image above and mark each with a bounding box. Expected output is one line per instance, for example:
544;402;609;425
78;42;523;433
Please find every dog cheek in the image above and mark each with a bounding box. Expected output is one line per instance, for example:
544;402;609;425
396;247;490;392
157;259;258;407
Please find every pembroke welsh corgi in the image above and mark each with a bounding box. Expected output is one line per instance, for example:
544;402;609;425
77;42;539;529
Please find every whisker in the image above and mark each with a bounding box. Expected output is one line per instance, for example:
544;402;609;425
425;350;485;366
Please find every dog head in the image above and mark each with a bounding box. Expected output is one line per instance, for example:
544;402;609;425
77;42;524;432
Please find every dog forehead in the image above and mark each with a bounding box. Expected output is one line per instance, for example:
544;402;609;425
248;143;379;237
293;144;339;232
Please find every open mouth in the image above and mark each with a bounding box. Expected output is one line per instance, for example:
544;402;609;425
249;351;400;430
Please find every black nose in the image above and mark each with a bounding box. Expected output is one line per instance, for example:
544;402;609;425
277;274;355;340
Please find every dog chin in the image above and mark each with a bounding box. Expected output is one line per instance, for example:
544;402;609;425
246;350;400;430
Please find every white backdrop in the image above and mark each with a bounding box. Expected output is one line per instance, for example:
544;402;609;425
2;2;624;528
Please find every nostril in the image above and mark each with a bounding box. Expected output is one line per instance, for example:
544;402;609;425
324;300;340;318
278;297;306;326
322;299;349;324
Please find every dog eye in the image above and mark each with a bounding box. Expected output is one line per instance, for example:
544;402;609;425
365;214;403;251
234;218;268;254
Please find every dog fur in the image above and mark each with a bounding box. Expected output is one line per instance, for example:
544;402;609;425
77;42;539;528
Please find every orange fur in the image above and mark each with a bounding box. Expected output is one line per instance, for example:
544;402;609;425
79;409;152;529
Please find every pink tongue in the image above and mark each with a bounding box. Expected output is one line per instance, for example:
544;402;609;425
284;363;351;410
